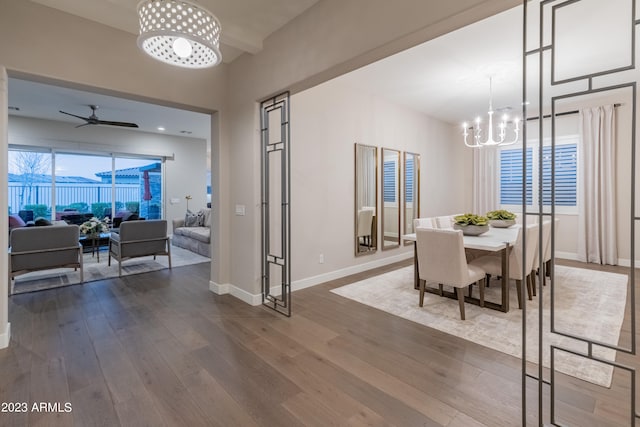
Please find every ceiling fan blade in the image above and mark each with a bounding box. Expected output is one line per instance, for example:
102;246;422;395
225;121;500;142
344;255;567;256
59;110;89;121
96;120;139;128
75;123;91;129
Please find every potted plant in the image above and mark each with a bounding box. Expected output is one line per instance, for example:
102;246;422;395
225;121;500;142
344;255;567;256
453;213;489;236
486;209;517;228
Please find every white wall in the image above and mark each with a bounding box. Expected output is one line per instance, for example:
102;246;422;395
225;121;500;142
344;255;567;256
290;78;469;283
8;116;208;227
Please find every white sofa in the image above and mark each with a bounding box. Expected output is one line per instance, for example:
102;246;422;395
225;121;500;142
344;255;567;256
171;207;211;257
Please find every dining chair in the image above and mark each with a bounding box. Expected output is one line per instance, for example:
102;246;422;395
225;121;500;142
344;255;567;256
542;218;560;279
415;228;486;320
530;219;552;295
357;208;375;248
469;223;539;309
414;217;436;229
435;215;456;229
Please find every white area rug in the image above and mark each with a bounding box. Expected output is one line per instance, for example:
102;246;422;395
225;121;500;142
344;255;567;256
331;265;628;388
11;244;210;294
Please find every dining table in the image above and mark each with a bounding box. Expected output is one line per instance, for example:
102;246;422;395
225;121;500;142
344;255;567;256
403;225;520;312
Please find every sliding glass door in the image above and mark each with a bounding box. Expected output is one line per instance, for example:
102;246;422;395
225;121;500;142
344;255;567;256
8;148;163;223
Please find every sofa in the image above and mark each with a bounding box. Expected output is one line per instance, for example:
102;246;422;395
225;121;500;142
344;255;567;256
9;224;83;294
171;207;211;257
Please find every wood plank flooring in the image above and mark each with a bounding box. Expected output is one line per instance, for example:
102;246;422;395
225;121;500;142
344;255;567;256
0;259;637;426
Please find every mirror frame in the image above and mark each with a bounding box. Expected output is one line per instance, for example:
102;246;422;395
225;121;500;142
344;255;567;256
381;147;401;251
403;151;420;245
354;143;378;257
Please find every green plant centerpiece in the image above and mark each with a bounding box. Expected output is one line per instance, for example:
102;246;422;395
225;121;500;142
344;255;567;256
486;209;517;228
453;213;489;236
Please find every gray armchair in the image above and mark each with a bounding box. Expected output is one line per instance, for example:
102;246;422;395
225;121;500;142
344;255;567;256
108;220;171;276
9;224;83;294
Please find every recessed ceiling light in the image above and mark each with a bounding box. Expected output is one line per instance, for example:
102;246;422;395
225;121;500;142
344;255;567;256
179;130;192;134
8;106;20;111
157;126;165;131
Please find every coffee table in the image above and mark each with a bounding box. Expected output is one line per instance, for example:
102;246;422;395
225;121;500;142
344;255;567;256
79;232;111;262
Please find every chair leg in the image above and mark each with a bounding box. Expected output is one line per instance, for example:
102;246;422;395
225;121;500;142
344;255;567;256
167;243;172;269
478;278;485;307
531;271;537;297
515;279;523;309
526;274;533;300
485;273;491;287
468;285;473;298
438;283;443;296
419;279;426;307
455;287;466;320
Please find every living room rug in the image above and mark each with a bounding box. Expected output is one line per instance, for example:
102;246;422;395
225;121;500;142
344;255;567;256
331;265;628;388
11;244;210;295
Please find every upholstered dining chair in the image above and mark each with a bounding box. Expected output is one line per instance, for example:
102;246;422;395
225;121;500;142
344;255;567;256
413;217;436;229
530;219;552;295
470;223;539;309
357;208;375;248
434;215;455;229
542;218;560;280
415;228;486;320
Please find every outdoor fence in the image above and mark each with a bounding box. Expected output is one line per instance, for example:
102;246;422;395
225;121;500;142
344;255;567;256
9;183;140;216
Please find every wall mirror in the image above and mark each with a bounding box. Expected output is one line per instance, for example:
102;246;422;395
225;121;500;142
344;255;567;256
381;148;400;250
355;143;378;256
403;152;420;244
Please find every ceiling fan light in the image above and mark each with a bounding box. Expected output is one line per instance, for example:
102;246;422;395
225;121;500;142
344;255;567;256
137;0;222;69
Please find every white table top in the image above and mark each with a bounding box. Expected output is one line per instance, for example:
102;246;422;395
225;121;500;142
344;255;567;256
402;225;520;252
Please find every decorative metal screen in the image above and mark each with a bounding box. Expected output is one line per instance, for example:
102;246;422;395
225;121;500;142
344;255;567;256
523;0;637;425
260;92;291;316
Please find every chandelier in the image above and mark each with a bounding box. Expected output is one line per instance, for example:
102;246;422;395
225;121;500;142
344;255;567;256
137;0;222;69
462;77;520;148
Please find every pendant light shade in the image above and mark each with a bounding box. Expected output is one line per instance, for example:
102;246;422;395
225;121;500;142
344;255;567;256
137;0;222;69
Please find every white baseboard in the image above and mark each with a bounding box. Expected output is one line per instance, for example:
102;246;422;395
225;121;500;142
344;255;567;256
556;251;640;267
209;251;413;307
209;281;261;306
291;251;413;292
556;251;579;261
0;322;10;349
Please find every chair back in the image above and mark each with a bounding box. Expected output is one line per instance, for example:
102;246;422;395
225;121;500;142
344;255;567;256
357;209;374;238
416;228;468;286
509;223;538;279
118;220;168;257
543;217;560;263
435;215;454;229
413;217;435;229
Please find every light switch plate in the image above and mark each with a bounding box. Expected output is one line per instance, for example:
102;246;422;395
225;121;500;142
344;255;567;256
235;205;246;216
170;198;180;204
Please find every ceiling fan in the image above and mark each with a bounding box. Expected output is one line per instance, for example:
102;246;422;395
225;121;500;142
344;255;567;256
59;105;139;128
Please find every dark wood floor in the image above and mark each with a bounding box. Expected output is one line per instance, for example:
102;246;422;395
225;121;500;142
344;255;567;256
0;259;636;426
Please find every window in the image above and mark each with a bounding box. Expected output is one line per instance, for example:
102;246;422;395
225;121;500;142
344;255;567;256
8;148;164;222
499;137;578;212
383;159;396;203
404;158;414;203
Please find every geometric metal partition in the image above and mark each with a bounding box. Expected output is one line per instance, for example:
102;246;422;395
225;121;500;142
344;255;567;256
260;92;291;317
524;0;637;424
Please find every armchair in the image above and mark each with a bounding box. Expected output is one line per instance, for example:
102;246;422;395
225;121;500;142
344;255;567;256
9;224;83;294
108;220;171;276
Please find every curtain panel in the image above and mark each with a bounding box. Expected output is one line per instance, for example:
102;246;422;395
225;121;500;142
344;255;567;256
577;105;617;265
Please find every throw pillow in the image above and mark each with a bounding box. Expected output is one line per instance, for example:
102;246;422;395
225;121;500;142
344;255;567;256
8;214;26;229
184;210;199;227
196;209;206;227
34;217;52;226
201;207;212;227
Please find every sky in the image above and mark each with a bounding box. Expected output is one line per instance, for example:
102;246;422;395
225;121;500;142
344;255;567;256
8;151;158;181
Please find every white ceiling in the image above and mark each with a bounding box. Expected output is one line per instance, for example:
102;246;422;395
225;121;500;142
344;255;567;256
29;0;320;63
9;1;627;139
